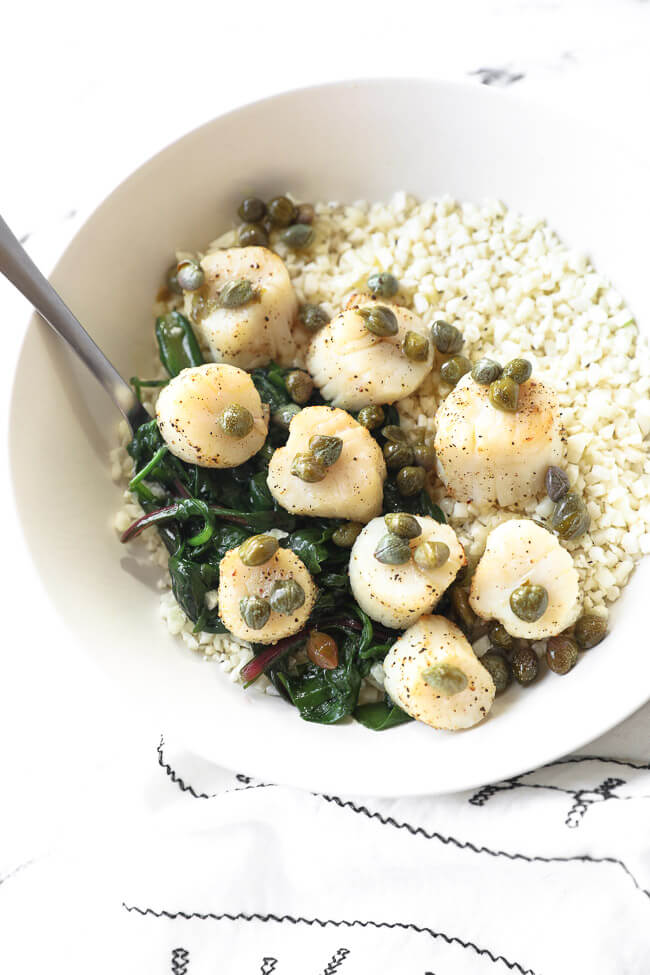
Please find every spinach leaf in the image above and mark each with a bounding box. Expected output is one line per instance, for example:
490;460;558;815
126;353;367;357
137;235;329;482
168;552;225;633
286;523;335;574
249;471;275;510
383;479;445;523
155;311;204;377
354;696;413;731
251;365;292;413
276;632;361;724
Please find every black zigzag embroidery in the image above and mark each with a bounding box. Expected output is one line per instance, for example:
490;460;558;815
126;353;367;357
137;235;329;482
322;947;350;974
260;958;277;974
157;739;270;799
171;947;190;975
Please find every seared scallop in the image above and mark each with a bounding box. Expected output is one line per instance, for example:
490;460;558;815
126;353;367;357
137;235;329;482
383;615;495;730
184;246;298;369
156;362;268;468
267;406;386;522
306;295;433;409
434;373;564;507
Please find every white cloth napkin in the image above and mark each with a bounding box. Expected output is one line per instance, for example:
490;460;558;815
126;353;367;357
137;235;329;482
2;712;649;975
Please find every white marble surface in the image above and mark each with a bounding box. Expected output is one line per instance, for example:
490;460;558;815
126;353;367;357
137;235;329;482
2;0;650;902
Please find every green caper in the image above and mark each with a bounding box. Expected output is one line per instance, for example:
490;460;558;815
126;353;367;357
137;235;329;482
423;664;468;696
403;330;430;362
383;441;414;470
290;452;327;482
503;358;533;384
574;614;607;650
396;465;426;496
440;354;471;386
413;540;450;570
267;195;296;227
272;403;301;429
280;223;314;249
269;579;305;615
239;595;271;630
489;622;515;651
218;403;254;439
238;197;266;223
545;466;570;502
294;202;315;225
357;405;385;430
450;586;477;631
431;320;463;354
176;259;204;292
374;532;412;565
489;376;519;412
308;434;343;467
384;512;422;538
239;223;269;247
257;441;275;465
332;522;363;548
551;493;591;540
285;370;314;405
299;304;329;331
481;651;511;693
166;263;183;295
220;278;257;308
471;358;502;385
359;305;399;337
261;215;274;237
238;534;279;567
367;271;399;297
413;440;436;470
381;424;409;443
546;635;579;675
509;583;549;622
511;645;539;684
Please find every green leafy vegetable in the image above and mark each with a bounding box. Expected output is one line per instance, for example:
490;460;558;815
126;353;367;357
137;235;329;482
155;311;204;377
354;697;413;730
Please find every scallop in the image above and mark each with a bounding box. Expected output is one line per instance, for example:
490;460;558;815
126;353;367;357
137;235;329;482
383;615;495;730
218;544;317;644
184;246;298;369
306;295;433;409
434;373;564;507
156;362;268;468
349;516;466;629
469;519;580;639
267;406;386;522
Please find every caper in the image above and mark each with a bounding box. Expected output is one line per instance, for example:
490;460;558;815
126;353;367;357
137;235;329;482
381;424;409;443
383;441;414;470
509;583;548;622
166;263;183;295
239;223;269;247
545;465;570;502
308;435;343;468
294;202;315;225
403;330;430;362
307;630;338;669
285;369;314;405
413;440;436;470
176;259;204;292
489;622;515;651
357;404;385;430
299;304;329;331
258;441;275;465
280;223;314;249
238;534;279;567
218;403;254;438
574;614;607;650
471;358;502;385
240;595;271;630
489;376;519;412
503;358;532;384
367;271;399;297
431;320;463;354
238;196;266;223
261;215;274;237
374;532;412;565
359;305;399;337
331;522;363;548
272;403;301;429
220;278;257;308
511;645;539;685
290;452;327;482
546;635;579;675
396;465;426;496
269;578;305;615
267;195;296;227
384;512;422;539
450;586;476;631
423;664;468;696
551;492;591;540
413;540;450;570
481;651;511;693
440;354;471;386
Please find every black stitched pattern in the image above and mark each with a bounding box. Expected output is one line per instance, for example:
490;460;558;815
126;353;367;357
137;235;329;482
122;904;536;975
260;958;277;974
171;947;189;975
322;948;350;974
157;739;270;799
469;67;525;86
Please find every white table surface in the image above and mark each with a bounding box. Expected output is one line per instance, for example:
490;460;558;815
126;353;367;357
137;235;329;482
2;0;650;880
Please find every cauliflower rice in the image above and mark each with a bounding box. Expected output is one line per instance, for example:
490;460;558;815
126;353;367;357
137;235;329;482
112;192;650;680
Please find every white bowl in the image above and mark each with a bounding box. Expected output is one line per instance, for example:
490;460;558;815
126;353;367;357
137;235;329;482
10;79;650;796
